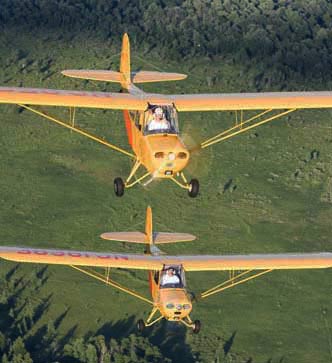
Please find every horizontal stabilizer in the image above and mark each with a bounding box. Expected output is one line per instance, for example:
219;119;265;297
100;232;146;243
62;70;187;84
153;232;196;243
62;70;122;83
100;231;196;244
131;71;187;83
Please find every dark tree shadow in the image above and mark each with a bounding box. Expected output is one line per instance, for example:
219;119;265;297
94;316;197;363
5;264;20;281
33;294;52;324
54;307;70;330
224;331;236;356
35;265;49;285
94;315;136;340
148;320;195;363
223;178;233;193
57;324;78;349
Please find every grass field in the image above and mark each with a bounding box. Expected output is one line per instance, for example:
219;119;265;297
1;31;332;362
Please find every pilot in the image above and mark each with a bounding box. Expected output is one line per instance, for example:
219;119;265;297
161;268;180;286
147;107;170;131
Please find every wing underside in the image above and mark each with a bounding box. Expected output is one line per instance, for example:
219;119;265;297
1;246;332;271
0;87;147;110
170;91;332;111
2;87;332;112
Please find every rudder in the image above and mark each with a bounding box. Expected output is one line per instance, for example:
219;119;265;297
120;33;131;89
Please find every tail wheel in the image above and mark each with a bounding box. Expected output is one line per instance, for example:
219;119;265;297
114;177;125;197
188;179;199;198
192;320;201;334
137;319;145;333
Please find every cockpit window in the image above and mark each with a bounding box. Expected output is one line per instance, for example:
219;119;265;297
160;266;183;289
144;105;179;135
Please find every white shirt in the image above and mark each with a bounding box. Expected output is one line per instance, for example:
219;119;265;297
161;273;180;286
148;119;170;131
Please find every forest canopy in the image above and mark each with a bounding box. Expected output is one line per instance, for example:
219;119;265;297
0;0;332;81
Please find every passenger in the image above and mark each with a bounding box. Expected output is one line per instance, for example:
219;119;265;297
161;268;180;286
147;107;170;131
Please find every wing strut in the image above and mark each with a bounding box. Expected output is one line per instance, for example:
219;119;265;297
18;104;136;159
199;108;297;150
70;265;153;305
199;269;273;299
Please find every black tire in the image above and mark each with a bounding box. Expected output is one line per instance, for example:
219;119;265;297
192;320;201;334
114;177;125;197
188;179;199;198
188;292;196;302
137;319;145;332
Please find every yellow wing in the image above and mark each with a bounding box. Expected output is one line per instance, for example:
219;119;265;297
169;91;332;111
1;246;332;271
0;87;147;110
2;87;332;112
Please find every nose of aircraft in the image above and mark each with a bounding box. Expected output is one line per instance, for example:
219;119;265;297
162;301;192;320
159;288;193;321
152;149;190;176
144;135;190;176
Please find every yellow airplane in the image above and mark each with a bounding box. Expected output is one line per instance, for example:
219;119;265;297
1;206;332;333
1;34;332;197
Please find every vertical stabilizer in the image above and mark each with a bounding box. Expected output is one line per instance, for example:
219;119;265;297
120;33;131;89
145;206;153;244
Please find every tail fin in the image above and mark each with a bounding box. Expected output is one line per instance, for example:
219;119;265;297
145;206;153;244
120;33;131;89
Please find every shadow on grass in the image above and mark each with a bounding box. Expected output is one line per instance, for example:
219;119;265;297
95;315;136;340
224;331;236;356
95;316;196;363
149;320;195;363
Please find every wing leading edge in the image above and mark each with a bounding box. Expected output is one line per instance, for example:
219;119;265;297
1;246;332;271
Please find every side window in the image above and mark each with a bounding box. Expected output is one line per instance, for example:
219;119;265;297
144;109;154;132
154;271;159;284
129;111;141;130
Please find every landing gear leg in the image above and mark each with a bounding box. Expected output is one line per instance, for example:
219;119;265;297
170;173;200;198
137;307;163;332
179;315;201;333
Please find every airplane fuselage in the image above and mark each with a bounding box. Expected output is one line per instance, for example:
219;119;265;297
124;108;190;178
148;269;193;321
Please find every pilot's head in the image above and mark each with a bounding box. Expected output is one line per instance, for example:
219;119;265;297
154;107;164;121
167;268;175;276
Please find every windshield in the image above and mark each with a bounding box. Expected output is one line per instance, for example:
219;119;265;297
144;105;179;135
160;266;183;289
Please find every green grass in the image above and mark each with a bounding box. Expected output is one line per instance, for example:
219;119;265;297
1;31;332;362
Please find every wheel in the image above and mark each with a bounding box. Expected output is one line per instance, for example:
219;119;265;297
114;177;124;197
137;319;145;332
188;291;196;302
188;179;199;198
192;320;201;334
